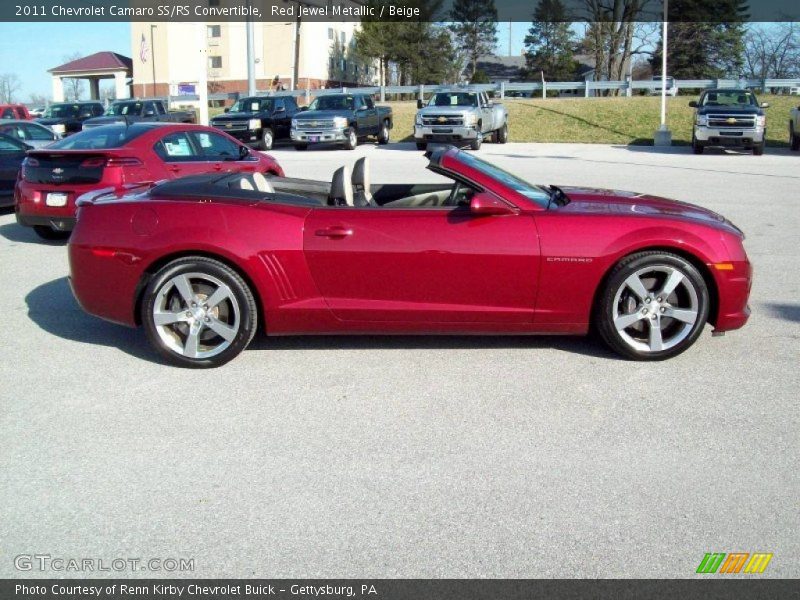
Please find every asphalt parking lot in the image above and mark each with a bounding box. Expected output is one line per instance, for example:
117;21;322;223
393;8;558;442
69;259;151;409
1;142;798;578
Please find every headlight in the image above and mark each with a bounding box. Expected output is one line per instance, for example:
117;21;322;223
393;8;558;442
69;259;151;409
756;115;766;127
464;113;477;126
248;119;260;130
415;113;423;125
291;119;298;129
333;116;348;129
51;124;66;134
695;115;708;126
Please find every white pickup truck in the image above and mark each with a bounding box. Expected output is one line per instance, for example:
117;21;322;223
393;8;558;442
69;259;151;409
790;104;800;151
414;90;508;151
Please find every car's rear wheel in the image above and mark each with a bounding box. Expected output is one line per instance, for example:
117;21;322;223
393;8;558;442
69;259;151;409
141;257;258;368
596;252;709;360
377;120;390;144
343;127;358;150
259;127;274;151
33;225;70;241
495;122;508;144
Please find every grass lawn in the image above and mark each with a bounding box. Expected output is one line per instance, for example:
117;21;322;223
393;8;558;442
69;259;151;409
385;94;797;147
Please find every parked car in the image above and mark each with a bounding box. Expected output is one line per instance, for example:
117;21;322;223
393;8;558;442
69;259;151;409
68;146;751;368
290;93;392;150
0;119;61;149
789;103;800;151
36;101;105;137
788;87;800;96
211;95;299;151
82;99;196;130
15;123;283;240
649;76;679;97
414;90;508;151
0;104;32;120
28;106;46;118
689;89;769;155
0;133;31;207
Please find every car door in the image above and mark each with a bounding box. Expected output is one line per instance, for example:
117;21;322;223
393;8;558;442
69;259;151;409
362;96;379;133
303;194;540;324
189;130;257;174
0;135;27;195
271;98;289;137
21;122;58;149
152;131;206;178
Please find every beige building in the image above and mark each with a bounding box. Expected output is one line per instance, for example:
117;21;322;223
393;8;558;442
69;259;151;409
130;19;374;99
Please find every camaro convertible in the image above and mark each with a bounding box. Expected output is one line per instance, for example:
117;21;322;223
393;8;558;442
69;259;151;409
68;147;752;367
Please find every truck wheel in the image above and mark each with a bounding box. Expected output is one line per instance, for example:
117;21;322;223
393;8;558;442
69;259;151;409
753;143;765;156
415;142;427;151
495;123;508;144
691;135;704;154
343;127;358;150
259;127;274;151
790;122;799;151
377;120;390;145
469;134;482;151
294;144;307;151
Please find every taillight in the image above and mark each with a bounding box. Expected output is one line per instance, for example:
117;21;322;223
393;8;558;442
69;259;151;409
106;157;143;167
80;157;107;168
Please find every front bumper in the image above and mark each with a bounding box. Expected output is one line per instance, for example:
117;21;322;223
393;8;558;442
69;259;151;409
694;126;765;146
291;127;347;144
414;125;480;142
211;124;261;144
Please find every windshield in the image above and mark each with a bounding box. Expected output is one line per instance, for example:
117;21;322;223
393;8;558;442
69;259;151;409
454;152;551;208
229;97;273;113
428;93;478;107
43;104;80;118
307;96;355;111
107;102;144;116
48;126;148;150
701;90;757;107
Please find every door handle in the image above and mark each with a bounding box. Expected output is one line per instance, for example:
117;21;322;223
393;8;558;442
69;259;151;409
213;163;223;170
315;226;353;238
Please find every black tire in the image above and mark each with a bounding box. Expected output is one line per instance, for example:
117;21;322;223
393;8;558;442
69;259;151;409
691;135;704;154
294;144;307;151
33;225;70;241
343;127;358;150
595;251;709;361
753;142;765;156
790;122;800;151
469;134;482;151
415;142;427;151
377;120;390;145
140;257;258;368
259;127;274;151
495;122;508;144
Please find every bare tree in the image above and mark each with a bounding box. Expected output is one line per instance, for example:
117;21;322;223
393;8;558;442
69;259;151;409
61;53;85;101
29;93;48;106
743;23;800;80
0;73;21;103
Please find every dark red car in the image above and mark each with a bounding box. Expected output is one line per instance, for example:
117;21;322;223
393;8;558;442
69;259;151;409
68;147;751;367
15;123;283;240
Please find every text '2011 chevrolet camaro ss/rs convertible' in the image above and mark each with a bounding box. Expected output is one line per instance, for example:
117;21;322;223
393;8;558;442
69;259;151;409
68;147;751;368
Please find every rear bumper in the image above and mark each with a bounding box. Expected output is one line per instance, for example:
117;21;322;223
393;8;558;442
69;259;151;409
15;180;104;228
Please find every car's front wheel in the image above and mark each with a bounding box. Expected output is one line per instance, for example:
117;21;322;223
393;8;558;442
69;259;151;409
141;257;258;368
595;252;709;360
691;134;704;154
377;120;390;144
415;142;427;151
343;127;358;150
469;133;482;151
260;127;274;151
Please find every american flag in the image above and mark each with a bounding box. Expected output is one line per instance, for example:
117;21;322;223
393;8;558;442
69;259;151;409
139;33;148;63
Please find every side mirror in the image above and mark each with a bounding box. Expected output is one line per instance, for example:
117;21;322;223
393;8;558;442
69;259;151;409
469;193;516;216
688;100;698;108
760;102;770;108
238;145;250;159
223;107;230;113
416;99;423;109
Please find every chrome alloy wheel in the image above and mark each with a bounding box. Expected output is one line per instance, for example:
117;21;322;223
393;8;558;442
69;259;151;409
152;272;241;359
348;129;357;146
611;265;699;353
262;128;273;150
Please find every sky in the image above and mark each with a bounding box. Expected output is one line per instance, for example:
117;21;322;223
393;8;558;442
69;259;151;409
0;22;131;100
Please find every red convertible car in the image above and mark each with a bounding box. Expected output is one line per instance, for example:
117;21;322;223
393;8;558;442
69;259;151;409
68;147;751;367
15;122;283;240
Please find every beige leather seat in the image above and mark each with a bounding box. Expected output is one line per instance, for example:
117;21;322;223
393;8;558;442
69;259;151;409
351;157;377;207
239;178;255;190
252;171;274;193
329;166;353;206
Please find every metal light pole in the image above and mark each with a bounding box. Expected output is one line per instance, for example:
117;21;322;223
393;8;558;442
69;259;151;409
654;0;672;146
246;0;256;95
150;24;157;98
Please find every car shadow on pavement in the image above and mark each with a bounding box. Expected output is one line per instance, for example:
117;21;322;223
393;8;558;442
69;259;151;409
25;277;159;363
764;303;800;323
0;222;68;245
248;332;622;360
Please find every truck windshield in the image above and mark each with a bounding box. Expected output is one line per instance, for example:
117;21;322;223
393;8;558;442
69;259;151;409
701;91;757;107
308;96;355;111
107;102;143;116
229;98;273;113
428;93;478;107
43;104;80;118
454;152;551;208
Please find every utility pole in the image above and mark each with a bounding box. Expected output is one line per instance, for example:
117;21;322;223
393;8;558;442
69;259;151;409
150;24;157;98
654;0;672;146
246;0;256;95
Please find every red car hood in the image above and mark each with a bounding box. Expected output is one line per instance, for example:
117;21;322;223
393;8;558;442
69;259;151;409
557;186;743;236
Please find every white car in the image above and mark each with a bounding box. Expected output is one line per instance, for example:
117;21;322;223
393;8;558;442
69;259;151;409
0;119;61;149
789;87;800;96
650;76;679;97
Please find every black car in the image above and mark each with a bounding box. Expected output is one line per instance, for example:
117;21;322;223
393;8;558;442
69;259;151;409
210;95;299;151
0;133;30;207
36;101;105;137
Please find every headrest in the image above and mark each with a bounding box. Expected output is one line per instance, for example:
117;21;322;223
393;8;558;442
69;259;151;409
252;171;274;193
239;177;254;191
352;157;370;191
330;165;353;206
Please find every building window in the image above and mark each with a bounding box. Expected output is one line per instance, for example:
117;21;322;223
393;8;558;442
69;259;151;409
207;25;220;38
327;28;334;40
340;31;346;45
209;56;222;69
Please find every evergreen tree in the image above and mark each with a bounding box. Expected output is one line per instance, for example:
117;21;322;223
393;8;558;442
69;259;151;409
448;0;499;79
523;0;577;81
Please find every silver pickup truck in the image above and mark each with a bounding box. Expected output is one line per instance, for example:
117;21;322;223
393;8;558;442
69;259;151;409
414;90;508;151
